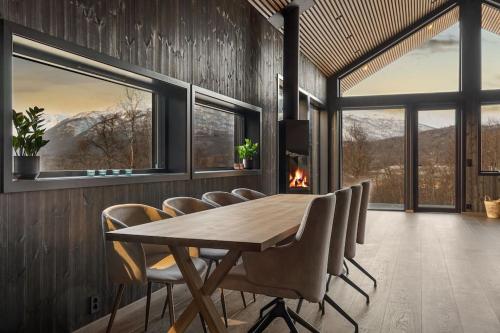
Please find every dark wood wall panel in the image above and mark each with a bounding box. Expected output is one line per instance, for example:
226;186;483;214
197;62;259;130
0;0;326;332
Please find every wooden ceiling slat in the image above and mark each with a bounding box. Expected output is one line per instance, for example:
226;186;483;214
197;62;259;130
247;0;453;79
483;3;500;35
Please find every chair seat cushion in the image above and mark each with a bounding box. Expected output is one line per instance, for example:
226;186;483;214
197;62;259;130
221;264;300;300
146;256;207;284
199;248;228;261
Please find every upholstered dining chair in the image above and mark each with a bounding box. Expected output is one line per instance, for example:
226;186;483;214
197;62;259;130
202;191;245;207
162;196;249;327
321;187;360;333
338;184;371;305
346;180;377;287
231;188;266;201
101;204;208;333
220;193;337;333
294;188;359;332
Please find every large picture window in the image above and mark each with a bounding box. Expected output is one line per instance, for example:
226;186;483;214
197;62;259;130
341;108;405;210
2;29;189;192
13;56;154;171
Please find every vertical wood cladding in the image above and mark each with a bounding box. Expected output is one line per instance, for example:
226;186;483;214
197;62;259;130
0;0;326;331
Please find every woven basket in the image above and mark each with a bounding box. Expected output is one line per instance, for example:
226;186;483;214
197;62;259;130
484;196;500;219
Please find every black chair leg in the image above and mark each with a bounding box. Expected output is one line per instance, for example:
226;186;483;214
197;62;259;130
204;259;214;283
145;282;152;331
326;274;333;292
240;291;247;308
107;284;125;333
250;298;315;333
215;260;229;327
167;284;175;326
253;293;256;302
199;313;208;333
323;294;359;333
339;274;370;304
344;259;350;275
348;258;377;287
259;297;279;318
293;298;304;323
288;307;320;333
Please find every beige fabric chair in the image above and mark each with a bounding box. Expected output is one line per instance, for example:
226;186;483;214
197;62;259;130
202;191;245;207
231;188;266;201
162;196;250;327
101;204;207;332
347;180;377;287
221;193;336;333
162;196;215;217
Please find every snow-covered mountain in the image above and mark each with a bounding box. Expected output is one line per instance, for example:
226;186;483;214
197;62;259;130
343;114;435;140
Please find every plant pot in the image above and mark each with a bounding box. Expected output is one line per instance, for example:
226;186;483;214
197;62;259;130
242;158;254;170
13;156;40;180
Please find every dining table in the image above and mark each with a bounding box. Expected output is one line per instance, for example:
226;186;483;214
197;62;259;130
105;193;320;333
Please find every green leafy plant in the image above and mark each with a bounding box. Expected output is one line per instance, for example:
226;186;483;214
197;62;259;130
237;138;259;160
12;106;50;156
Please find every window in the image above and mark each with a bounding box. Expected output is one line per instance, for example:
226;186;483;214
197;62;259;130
3;30;189;192
192;87;261;176
481;3;500;90
341;9;460;97
13;56;154;171
193;103;244;171
342;108;405;210
481;104;500;172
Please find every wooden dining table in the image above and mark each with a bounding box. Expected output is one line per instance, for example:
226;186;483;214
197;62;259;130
105;194;319;333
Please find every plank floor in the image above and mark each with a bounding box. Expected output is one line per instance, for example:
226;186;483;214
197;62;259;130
76;211;500;333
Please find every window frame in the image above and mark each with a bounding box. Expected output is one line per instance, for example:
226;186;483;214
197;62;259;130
478;1;500;175
0;20;192;192
478;96;500;175
191;86;262;179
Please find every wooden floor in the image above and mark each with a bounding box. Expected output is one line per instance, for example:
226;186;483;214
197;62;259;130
77;211;500;333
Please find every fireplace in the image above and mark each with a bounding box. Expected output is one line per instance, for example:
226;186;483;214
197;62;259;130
279;119;311;194
277;3;313;194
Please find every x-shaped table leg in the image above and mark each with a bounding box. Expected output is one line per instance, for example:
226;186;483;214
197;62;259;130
168;246;241;333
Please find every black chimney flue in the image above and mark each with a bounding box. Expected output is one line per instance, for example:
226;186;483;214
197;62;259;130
283;4;300;121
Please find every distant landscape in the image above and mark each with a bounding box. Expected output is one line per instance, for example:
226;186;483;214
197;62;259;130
38;89;152;171
342;113;455;207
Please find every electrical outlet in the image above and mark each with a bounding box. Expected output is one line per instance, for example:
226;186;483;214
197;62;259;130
90;295;100;314
466;203;472;210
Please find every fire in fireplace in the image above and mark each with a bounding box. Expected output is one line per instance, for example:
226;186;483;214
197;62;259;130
289;166;308;188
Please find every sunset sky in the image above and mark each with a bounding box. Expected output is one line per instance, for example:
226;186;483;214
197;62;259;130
12;57;152;118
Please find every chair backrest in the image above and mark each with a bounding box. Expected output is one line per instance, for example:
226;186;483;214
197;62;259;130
162;197;215;216
202;191;245;207
231;188;267;201
242;193;336;303
357;180;371;244
101;204;171;284
327;188;352;276
344;184;363;260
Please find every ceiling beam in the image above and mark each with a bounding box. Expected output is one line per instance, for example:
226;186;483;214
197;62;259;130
335;0;458;80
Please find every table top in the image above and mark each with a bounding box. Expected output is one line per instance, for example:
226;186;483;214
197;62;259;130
105;194;320;252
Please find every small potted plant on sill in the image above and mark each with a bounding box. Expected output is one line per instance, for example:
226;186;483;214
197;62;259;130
237;138;259;170
12;106;50;179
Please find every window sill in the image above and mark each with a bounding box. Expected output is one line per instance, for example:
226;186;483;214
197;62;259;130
192;169;261;179
479;171;500;176
4;172;190;193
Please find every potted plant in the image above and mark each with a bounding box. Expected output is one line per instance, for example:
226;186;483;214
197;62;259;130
237;138;259;169
12;106;50;179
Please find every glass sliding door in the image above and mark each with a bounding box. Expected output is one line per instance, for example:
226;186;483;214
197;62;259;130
416;109;457;210
341;108;405;210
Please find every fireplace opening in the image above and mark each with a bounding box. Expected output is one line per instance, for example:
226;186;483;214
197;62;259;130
288;153;309;190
